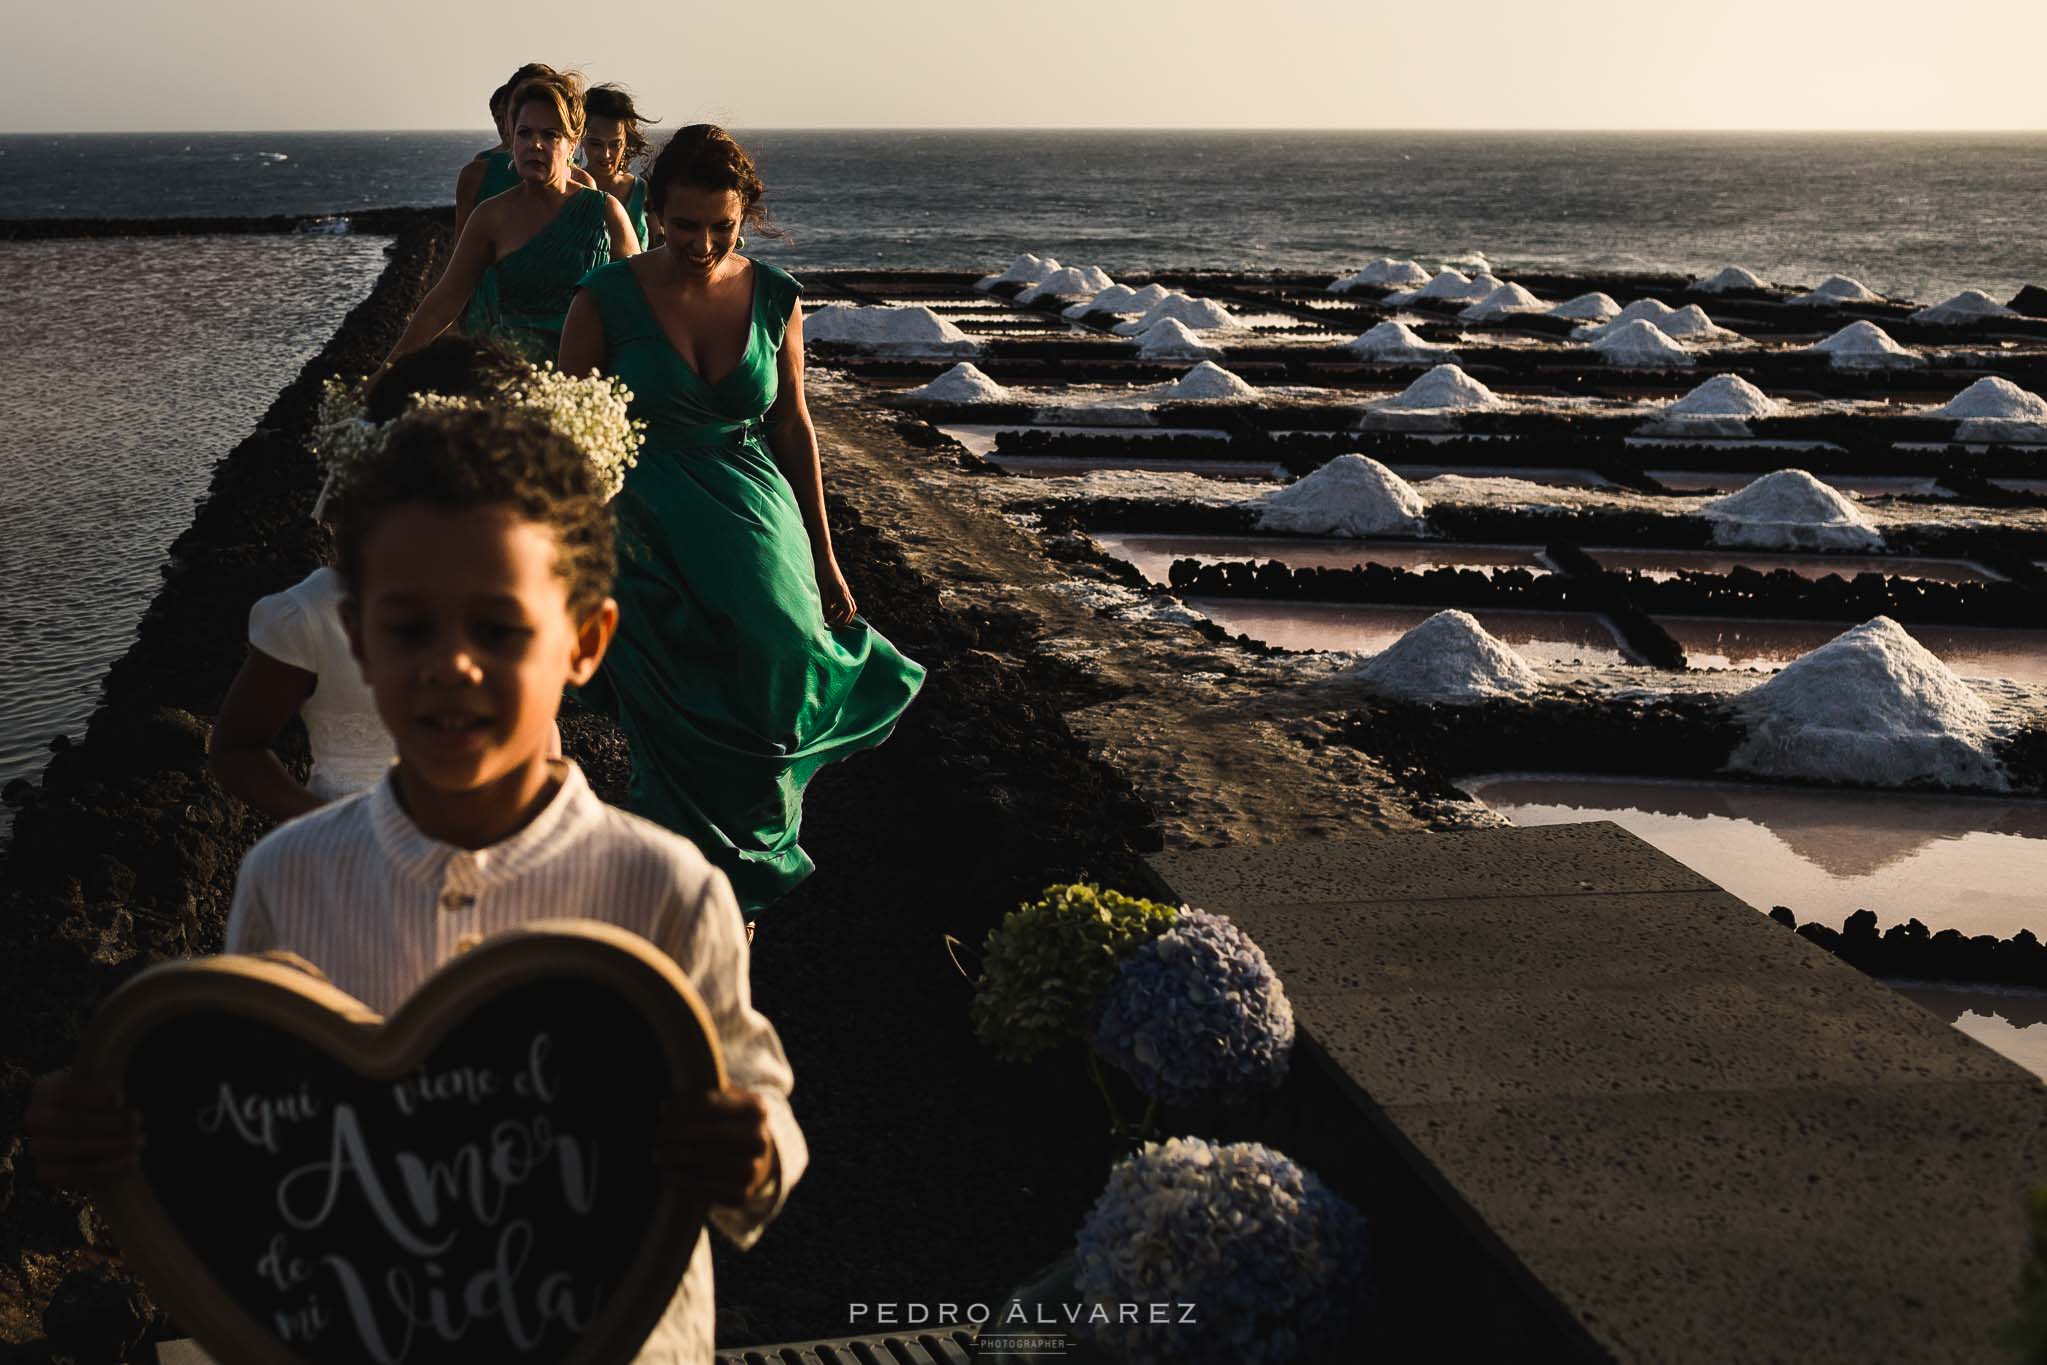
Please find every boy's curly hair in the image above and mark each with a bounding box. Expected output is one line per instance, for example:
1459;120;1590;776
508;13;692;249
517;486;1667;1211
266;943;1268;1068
332;406;616;612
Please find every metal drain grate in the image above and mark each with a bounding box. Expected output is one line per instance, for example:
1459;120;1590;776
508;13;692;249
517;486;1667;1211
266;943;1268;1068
716;1326;978;1364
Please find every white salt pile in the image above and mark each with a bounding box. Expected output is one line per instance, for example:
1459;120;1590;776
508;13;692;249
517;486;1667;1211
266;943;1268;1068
1129;317;1222;359
1666;374;1783;419
1693;265;1770;294
1348;321;1456;364
802;304;981;356
1352;609;1544;702
1699;469;1882;551
1017;265;1115;303
1328;258;1433;292
1570;298;1675;341
1112;295;1240;335
1931;376;2047;421
1590;320;1695;368
1153;361;1258;402
1654;304;1741;342
1729;617;2007;790
1459;282;1548;321
1388;269;1494;306
1550;292;1622;321
1254;454;1429;537
976;253;1059;291
1376;363;1502;412
1788;274;1884;306
898;362;1013;404
1911;289;2018;325
1063;282;1149;317
1805;320;1920;369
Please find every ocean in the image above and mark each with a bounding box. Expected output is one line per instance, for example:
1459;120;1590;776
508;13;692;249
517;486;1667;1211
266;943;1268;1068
1;130;2044;810
5;130;2046;301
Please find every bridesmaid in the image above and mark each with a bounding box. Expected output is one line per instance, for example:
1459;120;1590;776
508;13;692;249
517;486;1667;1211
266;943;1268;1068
393;71;639;365
559;126;924;913
580;83;660;250
454;63;595;237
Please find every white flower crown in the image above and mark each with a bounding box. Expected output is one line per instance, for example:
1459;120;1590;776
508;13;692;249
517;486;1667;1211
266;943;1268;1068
311;364;646;518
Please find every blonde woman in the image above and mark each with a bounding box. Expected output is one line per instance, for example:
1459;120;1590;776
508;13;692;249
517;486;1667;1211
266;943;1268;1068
393;71;638;364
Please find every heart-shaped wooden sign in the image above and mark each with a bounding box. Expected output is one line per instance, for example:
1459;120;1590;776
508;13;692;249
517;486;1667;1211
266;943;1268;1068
71;919;723;1365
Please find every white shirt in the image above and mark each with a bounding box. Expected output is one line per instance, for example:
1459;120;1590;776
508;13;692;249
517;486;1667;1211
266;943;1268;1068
246;567;395;800
225;762;805;1365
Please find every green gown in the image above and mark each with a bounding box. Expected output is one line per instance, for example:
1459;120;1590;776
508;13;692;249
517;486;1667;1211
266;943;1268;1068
463;187;613;362
576;258;926;910
621;177;650;251
474;147;520;205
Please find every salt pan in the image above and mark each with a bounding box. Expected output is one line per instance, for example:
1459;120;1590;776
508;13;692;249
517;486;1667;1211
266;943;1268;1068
1931;376;2047;421
1459;282;1548;321
1805;320;1920;369
1729;617;2007;790
899;362;1013;404
1129;317;1222;359
1590;319;1695;368
1348;321;1456;364
1911;290;2018;325
1153;361;1258;402
1352;609;1543;702
1699;469;1882;551
1550;292;1622;322
802;304;981;356
1328;258;1433;292
1113;295;1240;335
976;253;1059;291
1788;275;1883;306
1254;454;1429;537
1693;265;1770;294
1375;363;1501;412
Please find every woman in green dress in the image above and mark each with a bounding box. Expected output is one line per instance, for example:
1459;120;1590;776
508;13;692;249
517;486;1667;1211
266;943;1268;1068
580;83;660;250
560;125;925;913
394;71;639;366
453;62;594;238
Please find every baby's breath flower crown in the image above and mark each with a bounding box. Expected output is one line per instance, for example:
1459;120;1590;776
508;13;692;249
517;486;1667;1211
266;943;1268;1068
313;364;645;509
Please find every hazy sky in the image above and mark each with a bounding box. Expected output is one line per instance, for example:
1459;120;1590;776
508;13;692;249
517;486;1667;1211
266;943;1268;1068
5;0;2044;133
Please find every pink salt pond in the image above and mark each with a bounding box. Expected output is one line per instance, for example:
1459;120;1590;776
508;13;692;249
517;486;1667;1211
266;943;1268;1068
1890;984;2047;1084
1189;600;1629;667
1655;615;2047;684
1094;533;1549;585
1465;774;2047;941
1587;547;2001;584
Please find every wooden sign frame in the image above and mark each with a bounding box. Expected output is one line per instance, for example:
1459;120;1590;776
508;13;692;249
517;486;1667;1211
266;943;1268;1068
71;919;726;1365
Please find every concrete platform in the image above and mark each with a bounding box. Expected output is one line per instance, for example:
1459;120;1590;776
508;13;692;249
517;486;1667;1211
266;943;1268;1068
1148;822;2047;1364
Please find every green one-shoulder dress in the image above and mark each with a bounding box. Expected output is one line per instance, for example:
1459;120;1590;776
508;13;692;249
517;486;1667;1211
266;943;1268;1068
463;187;613;361
622;177;650;251
576;258;926;910
474;147;520;204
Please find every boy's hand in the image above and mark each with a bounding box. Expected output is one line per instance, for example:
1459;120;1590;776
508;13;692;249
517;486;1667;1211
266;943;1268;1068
23;1070;143;1192
655;1089;776;1209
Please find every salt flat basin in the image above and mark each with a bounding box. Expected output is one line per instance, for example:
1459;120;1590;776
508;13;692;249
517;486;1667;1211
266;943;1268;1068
1095;533;1549;585
1466;773;2047;940
1386;463;1613;489
934;423;1216;458
1649;470;1948;497
1588;546;2001;584
1188;600;1629;666
987;454;1285;480
1655;615;2047;683
1891;983;2047;1084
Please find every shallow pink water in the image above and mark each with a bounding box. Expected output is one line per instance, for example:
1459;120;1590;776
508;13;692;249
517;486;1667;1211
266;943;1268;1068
1589;547;1999;584
1467;774;2047;940
1656;615;2047;683
1096;533;1549;585
1190;600;1630;665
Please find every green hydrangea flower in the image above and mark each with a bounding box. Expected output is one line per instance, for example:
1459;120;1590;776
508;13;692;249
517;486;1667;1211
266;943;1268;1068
971;882;1179;1063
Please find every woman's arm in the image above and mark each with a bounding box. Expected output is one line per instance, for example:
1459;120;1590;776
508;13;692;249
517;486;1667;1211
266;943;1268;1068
557;288;608;377
601;195;641;260
765;304;857;627
382;206;501;364
453;159;487;238
208;648;325;821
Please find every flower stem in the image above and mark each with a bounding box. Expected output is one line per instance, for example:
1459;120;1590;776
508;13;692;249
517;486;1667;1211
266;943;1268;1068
1086;1052;1127;1137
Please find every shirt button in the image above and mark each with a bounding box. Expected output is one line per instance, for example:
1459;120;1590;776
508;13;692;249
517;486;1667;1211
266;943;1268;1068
440;892;477;912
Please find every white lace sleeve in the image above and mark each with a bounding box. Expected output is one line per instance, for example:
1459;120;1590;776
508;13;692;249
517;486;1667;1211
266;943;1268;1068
247;587;316;673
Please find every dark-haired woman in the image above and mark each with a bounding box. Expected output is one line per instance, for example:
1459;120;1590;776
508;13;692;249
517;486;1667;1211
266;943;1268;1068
560;125;924;913
393;72;638;366
580;83;660;249
455;62;595;237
